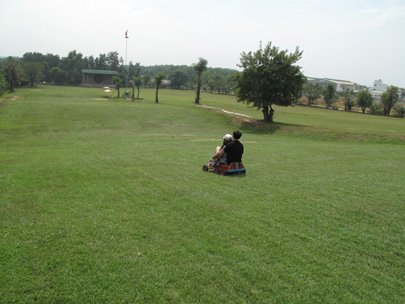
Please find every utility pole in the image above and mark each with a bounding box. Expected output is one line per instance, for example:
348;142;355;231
125;30;128;67
125;30;129;97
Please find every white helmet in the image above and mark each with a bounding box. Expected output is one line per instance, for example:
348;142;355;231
222;134;233;141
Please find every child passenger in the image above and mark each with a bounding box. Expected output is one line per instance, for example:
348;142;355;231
207;133;233;168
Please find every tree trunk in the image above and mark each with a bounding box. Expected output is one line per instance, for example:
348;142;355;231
262;105;274;123
8;71;14;91
155;86;159;103
361;107;365;113
195;75;201;104
137;87;140;99
195;85;201;104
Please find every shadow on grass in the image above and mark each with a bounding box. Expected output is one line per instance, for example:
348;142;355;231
236;118;304;135
237;118;405;144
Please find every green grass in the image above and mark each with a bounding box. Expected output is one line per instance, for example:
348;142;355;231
1;86;404;303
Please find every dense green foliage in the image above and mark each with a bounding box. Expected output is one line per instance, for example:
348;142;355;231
0;51;237;94
356;90;373;113
392;104;405;118
303;82;322;105
381;85;399;116
0;72;6;96
2;57;19;91
323;83;336;108
341;89;355;111
1;86;404;303
236;42;305;122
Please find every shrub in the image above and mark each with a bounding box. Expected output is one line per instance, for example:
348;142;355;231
370;101;383;115
392;104;405;118
0;71;7;96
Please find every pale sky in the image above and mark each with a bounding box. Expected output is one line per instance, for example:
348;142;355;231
1;0;404;87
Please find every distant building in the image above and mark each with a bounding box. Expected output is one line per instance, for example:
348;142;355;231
327;78;357;92
307;77;330;87
307;77;358;92
81;69;118;87
150;78;171;87
369;79;388;99
372;79;388;92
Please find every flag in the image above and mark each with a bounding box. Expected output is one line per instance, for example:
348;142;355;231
125;30;128;39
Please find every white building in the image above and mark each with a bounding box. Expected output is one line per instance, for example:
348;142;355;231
369;79;388;99
307;77;358;92
372;79;388;92
327;79;357;92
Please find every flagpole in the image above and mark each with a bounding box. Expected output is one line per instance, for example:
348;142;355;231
125;30;129;95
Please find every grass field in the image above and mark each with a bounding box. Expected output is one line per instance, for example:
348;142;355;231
1;86;404;303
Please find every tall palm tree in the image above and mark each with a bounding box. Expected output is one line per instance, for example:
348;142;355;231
134;77;142;99
130;76;142;101
155;73;165;103
113;76;123;98
194;58;208;104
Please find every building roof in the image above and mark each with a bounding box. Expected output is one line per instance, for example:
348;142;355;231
307;76;356;86
81;69;118;75
327;78;356;86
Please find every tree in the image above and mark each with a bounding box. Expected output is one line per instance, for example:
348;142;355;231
342;89;354;111
3;57;19;92
170;70;189;89
208;79;215;93
370;100;383;115
193;58;208;104
143;75;151;88
61;50;84;84
43;53;61;82
130;76;142;100
392;104;405;118
113;76;123;98
235;42;305;122
154;73;165;103
303;82;322;105
213;75;225;94
43;53;60;69
128;61;141;79
0;72;7;96
84;55;95;69
225;73;238;95
323;83;336;108
95;53;108;70
356;90;373;113
130;79;135;101
21;62;44;86
106;51;120;71
381;86;399;116
49;67;65;84
22;52;44;62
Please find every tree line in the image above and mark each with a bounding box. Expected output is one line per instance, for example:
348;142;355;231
0;50;238;95
302;82;404;118
1;44;403;121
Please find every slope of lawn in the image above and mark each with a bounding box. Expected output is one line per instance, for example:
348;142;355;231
0;86;404;303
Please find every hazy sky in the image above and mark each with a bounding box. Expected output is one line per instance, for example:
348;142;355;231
1;0;404;87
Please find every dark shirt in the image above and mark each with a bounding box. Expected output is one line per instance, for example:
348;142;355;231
224;140;244;164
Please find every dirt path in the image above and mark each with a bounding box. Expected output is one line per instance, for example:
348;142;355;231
197;105;255;122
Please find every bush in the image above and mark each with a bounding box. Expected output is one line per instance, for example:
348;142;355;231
0;71;7;96
392;104;405;118
370;101;383;115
